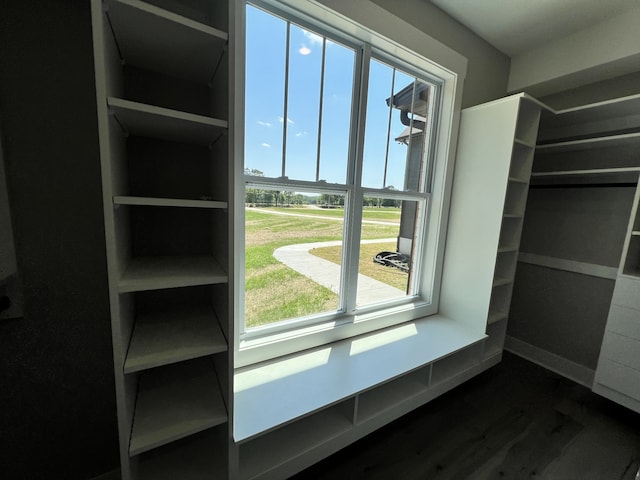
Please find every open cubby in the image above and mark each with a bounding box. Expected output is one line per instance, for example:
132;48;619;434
494;249;518;283
123;285;227;373
130;357;227;456
484;318;508;359
137;426;228;480
489;282;512;319
431;344;483;385
504;181;528;216
238;400;355;480
127;205;219;256
105;0;228;86
510;142;534;181
355;367;430;424
499;215;523;251
123;65;219;118
123;136;224;201
623;236;640;277
515;99;541;146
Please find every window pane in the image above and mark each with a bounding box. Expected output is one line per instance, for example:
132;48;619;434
362;59;432;193
244;5;286;178
244;191;345;328
285;24;322;181
355;199;423;307
318;39;355;184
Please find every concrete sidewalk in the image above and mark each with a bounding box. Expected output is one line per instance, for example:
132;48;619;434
273;238;406;306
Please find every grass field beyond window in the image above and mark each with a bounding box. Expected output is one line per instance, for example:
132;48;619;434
245;207;405;328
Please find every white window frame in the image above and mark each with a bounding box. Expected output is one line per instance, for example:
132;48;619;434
233;0;466;367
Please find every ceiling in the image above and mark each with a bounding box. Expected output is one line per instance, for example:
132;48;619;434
430;0;640;56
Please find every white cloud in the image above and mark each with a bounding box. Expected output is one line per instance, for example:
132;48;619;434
298;45;311;56
295;131;308;137
303;30;323;45
257;120;272;127
261;143;271;148
278;116;295;124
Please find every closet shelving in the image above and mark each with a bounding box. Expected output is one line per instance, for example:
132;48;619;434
483;97;539;359
91;0;231;478
510;93;640;400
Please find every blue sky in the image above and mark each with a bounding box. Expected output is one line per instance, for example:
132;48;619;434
244;5;417;190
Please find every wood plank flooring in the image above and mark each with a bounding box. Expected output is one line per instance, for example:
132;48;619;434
291;352;640;479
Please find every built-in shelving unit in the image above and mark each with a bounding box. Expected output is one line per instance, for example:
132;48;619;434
91;0;232;477
438;94;540;362
234;321;489;480
439;94;540;366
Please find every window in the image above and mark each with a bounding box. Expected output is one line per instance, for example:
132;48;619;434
236;0;461;365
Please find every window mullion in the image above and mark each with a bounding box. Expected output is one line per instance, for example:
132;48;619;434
281;22;291;178
315;38;326;182
382;68;395;188
341;44;370;314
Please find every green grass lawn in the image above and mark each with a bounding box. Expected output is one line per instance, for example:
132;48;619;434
244;208;402;328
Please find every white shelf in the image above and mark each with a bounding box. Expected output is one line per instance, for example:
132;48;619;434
518;252;618;280
508;176;528;184
137;428;226;480
106;0;227;84
108;97;227;146
514;138;535;148
497;244;518;253
118;256;227;293
130;359;227;456
124;307;227;374
539;93;640;142
114;196;228;209
536;132;640;154
529;168;640;187
492;276;512;287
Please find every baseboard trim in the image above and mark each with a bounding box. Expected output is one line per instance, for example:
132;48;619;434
504;335;595;388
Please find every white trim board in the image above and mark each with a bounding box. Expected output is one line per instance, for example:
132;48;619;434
504;335;595;388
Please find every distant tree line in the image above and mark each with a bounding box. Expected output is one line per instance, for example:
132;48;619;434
244;168;400;208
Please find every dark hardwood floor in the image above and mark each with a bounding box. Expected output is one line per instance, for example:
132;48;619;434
291;352;640;480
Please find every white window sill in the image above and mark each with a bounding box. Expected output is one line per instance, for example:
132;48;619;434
233;314;486;442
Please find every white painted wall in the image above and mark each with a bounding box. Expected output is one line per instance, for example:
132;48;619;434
509;7;640;97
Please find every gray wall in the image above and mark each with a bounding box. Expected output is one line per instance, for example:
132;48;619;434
510;186;636;369
0;1;118;478
372;0;511;108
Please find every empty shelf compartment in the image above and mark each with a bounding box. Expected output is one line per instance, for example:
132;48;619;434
130;357;227;456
